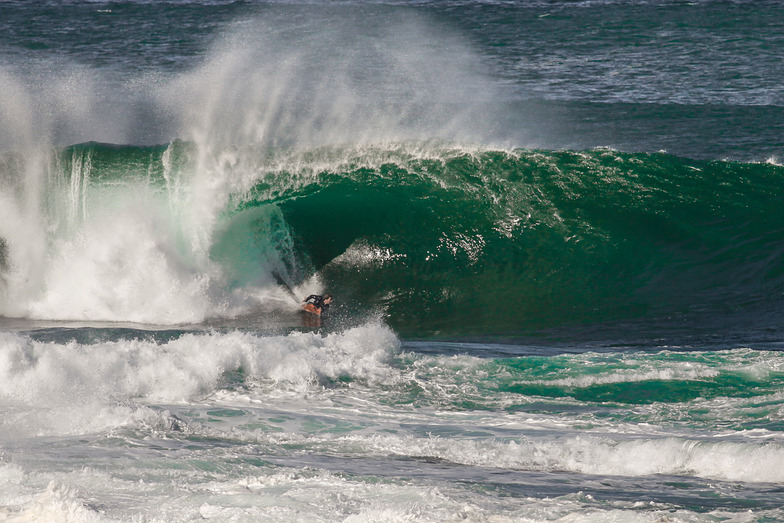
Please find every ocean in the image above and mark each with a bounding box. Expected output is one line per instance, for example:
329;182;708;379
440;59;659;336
1;0;783;521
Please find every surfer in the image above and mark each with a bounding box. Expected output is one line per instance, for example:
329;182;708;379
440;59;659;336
302;294;333;315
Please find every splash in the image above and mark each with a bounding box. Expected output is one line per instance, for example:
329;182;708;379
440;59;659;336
0;11;500;324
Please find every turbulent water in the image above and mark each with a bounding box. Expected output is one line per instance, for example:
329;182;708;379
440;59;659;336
1;1;783;521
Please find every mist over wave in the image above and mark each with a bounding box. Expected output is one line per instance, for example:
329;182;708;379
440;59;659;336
0;9;501;151
0;10;509;325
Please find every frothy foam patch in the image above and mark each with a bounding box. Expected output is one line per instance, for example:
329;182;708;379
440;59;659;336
221;427;784;486
27;190;216;324
0;462;26;513
0;324;400;437
317;432;784;485
190;470;486;523
4;462;780;523
407;348;784;391
521;348;784;389
5;481;104;523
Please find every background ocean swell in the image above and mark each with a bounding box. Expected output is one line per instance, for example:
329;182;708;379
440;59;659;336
1;141;782;337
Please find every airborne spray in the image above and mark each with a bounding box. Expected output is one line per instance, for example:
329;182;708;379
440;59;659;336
0;9;502;324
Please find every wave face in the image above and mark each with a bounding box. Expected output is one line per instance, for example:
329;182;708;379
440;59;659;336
1;141;782;336
265;145;784;336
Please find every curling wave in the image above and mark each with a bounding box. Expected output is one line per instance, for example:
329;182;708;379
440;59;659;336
1;141;783;335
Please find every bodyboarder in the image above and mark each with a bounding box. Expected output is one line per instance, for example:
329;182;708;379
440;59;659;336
301;294;333;315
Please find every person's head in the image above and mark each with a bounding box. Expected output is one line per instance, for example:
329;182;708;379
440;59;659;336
323;294;333;304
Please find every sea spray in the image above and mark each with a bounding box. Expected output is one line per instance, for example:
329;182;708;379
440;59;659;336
0;10;506;326
164;12;500;150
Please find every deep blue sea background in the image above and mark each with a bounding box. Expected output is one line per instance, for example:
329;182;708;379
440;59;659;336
1;1;783;521
2;0;783;160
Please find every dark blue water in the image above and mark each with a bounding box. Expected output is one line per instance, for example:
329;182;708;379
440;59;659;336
1;0;782;159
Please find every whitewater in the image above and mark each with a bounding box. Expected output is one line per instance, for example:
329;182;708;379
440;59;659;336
1;1;784;522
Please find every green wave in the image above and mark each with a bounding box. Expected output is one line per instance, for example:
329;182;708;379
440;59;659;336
5;141;783;336
236;144;784;336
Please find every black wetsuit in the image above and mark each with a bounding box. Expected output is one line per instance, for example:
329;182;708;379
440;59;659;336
304;295;331;313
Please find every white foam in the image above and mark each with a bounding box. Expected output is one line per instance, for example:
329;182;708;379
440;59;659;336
4;481;104;523
330;240;408;269
0;147;305;323
525;360;721;388
0;323;399;437
407;348;784;392
5;465;780;523
313;432;784;485
28;189;216;324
